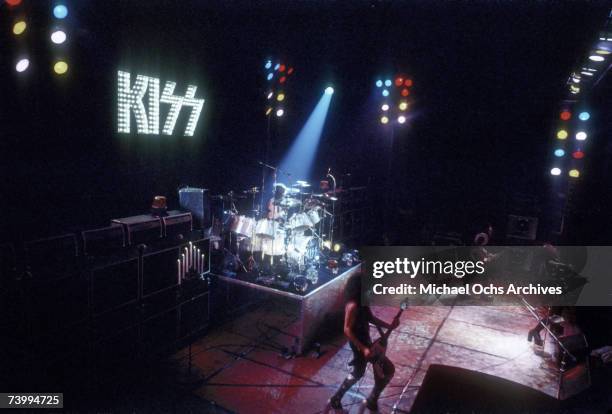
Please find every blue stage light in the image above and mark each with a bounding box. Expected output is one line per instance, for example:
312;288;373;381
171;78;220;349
265;60;272;69
384;79;392;87
53;4;68;19
325;86;334;95
279;90;334;183
554;149;565;157
376;80;383;88
274;63;280;71
579;111;590;121
267;73;273;81
382;89;389;97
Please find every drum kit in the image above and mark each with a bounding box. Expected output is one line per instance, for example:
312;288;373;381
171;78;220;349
220;167;339;287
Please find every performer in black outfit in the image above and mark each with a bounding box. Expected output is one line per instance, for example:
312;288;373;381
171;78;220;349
327;273;399;413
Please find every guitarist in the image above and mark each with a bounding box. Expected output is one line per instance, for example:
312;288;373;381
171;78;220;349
328;273;399;412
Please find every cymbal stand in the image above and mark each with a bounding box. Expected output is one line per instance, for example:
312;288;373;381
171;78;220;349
327;170;337;248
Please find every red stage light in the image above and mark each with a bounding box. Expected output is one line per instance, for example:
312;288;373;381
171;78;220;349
287;67;294;75
395;77;403;86
404;78;413;87
572;150;585;159
279;76;287;84
560;110;571;121
279;64;286;72
401;88;410;97
6;0;22;6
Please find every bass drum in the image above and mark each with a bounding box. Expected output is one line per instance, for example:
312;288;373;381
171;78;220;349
287;234;317;265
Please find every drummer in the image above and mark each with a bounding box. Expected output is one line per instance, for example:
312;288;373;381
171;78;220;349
267;183;287;220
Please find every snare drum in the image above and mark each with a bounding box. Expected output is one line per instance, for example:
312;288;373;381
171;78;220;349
231;215;256;237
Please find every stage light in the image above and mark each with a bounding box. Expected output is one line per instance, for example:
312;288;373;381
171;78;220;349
53;4;68;19
576;131;587;140
596;49;611;55
267;73;273;81
382;89;389;97
560;110;571;121
397;115;406;124
323;240;332;250
265;107;272;116
280;76;286;83
265;60;272;69
556;130;568;140
399;101;408;111
569;169;580;178
380;116;389;124
401;88;410;97
570;85;580;94
381;104;389;111
276;109;284;117
287;67;294;75
581;71;594;76
589;55;605;62
15;58;29;72
267;91;273;99
395;77;403;86
13;21;26;35
325;86;334;95
279;64;286;72
554;149;565;157
6;0;22;6
53;60;68;75
579;111;590;121
572;150;585;159
375;80;383;88
404;78;413;87
384;79;392;87
277;93;285;101
51;30;67;44
550;167;561;176
274;63;280;71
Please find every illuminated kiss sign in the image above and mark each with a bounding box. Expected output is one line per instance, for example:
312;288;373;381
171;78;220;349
117;70;205;136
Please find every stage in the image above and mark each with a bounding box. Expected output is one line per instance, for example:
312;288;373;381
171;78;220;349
172;304;572;413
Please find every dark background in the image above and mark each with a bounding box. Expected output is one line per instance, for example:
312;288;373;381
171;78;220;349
2;0;612;243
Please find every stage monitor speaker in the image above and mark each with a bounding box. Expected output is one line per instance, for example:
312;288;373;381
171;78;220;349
82;224;125;256
179;187;211;229
111;214;162;246
506;214;538;241
410;364;559;414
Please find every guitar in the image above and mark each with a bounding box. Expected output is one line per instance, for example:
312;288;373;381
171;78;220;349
368;301;408;365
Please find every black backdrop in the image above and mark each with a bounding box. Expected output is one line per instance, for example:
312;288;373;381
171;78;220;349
2;0;611;242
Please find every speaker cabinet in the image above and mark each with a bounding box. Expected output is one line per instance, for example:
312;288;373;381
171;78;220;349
82;224;125;256
90;257;139;315
111;214;162;246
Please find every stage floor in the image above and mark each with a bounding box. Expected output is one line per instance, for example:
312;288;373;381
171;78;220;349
173;304;563;413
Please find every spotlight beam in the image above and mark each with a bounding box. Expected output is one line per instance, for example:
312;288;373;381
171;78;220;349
279;89;334;182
